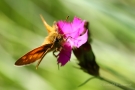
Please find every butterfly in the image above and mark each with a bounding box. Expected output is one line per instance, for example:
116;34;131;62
15;15;66;69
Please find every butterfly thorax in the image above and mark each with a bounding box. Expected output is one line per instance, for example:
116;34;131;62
42;32;57;45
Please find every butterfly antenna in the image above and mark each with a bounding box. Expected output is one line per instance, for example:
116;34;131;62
66;16;69;21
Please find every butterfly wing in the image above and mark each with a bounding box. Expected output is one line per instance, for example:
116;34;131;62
15;44;52;66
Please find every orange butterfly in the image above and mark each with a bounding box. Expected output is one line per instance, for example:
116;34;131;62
15;15;65;69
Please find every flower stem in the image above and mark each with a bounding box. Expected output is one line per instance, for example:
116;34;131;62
78;76;133;90
96;76;134;90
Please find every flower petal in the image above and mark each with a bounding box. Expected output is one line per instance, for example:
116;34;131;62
57;16;88;48
74;30;88;48
57;18;86;38
57;42;72;66
72;17;86;36
57;21;72;34
72;16;83;27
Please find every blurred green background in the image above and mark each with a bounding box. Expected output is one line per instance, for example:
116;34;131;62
0;0;135;90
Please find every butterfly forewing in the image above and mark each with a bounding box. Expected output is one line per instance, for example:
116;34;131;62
15;44;52;66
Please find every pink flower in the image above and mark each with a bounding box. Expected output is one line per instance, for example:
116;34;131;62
57;42;72;66
57;16;88;66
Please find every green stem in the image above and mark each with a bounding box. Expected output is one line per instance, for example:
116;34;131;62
97;76;134;90
78;76;133;90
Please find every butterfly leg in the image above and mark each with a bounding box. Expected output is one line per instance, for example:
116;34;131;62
36;48;50;69
65;36;72;41
53;48;59;57
53;46;63;57
36;44;55;69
